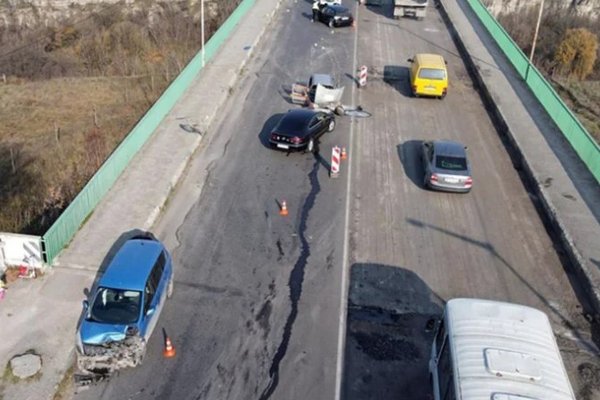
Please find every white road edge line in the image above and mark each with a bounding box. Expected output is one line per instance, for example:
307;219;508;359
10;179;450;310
334;4;359;399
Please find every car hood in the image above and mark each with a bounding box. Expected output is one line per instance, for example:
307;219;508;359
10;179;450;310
79;320;130;345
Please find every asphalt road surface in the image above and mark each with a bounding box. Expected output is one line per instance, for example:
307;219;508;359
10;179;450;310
74;0;600;399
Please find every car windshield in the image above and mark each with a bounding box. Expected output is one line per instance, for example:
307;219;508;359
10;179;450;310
90;287;141;324
418;68;446;80
435;155;467;171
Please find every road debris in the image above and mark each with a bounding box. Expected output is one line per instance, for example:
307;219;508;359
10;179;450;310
74;335;146;388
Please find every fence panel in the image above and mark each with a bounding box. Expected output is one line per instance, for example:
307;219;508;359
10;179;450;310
465;0;600;184
43;0;256;263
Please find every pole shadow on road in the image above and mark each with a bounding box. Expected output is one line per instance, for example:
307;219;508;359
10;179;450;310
397;140;424;189
342;263;443;400
405;218;600;356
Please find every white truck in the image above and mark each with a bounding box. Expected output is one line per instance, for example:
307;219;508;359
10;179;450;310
393;0;428;20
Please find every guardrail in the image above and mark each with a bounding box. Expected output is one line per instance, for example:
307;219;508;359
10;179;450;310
465;0;600;184
42;0;256;264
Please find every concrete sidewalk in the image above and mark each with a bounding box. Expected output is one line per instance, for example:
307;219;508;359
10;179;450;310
0;0;281;398
439;0;600;315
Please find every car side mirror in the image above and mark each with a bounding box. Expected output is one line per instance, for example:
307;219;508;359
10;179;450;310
82;300;90;318
146;307;155;317
407;58;414;63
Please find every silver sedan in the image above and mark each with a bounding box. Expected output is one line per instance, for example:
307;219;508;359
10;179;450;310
421;140;472;193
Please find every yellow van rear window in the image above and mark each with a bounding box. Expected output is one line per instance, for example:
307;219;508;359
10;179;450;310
418;68;446;80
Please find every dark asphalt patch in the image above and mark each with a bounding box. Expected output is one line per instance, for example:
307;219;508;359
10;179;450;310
352;331;420;362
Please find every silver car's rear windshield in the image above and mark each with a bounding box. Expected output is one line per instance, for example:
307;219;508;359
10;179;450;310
436;156;467;171
90;287;141;324
418;68;446;80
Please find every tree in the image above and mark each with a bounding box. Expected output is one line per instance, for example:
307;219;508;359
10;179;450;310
553;27;598;80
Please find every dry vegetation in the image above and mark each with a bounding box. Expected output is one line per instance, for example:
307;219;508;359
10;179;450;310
496;5;600;142
0;0;240;234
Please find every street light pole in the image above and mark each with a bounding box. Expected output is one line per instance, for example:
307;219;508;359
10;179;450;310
529;0;545;62
201;0;205;67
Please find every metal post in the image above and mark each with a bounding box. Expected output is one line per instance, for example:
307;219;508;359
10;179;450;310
529;0;544;62
201;0;205;67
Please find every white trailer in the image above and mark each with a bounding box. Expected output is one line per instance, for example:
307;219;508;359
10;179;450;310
430;298;576;400
393;0;428;20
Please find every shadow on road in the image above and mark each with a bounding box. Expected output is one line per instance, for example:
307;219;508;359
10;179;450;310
342;263;443;400
397;140;423;189
365;1;394;19
383;65;412;97
258;113;285;149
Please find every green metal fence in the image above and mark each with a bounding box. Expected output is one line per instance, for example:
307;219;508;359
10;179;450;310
465;0;600;184
43;0;256;263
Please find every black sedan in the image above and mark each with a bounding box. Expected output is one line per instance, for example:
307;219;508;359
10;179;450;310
318;5;354;28
269;109;335;152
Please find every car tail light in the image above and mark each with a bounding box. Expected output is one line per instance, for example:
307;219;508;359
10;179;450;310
430;174;438;182
291;136;302;144
271;133;278;140
465;177;473;187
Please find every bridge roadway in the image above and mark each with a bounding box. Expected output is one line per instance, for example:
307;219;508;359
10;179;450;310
74;0;600;399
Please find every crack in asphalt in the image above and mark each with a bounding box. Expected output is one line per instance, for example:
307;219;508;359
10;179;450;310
258;155;322;400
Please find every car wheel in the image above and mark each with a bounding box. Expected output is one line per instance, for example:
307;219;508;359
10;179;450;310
329;19;334;28
439;91;447;100
327;119;336;132
167;274;174;298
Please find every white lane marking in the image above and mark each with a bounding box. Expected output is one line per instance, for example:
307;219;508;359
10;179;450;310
334;4;359;400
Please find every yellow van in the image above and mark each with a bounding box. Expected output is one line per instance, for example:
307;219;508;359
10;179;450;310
407;53;448;99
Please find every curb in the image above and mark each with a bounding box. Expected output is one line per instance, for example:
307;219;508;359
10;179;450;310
438;0;600;316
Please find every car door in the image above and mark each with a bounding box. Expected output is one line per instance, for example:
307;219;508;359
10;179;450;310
314;113;329;137
308;114;323;139
140;253;167;340
321;6;334;22
422;142;433;174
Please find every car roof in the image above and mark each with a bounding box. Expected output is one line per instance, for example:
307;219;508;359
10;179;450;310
327;4;348;12
281;108;318;123
432;140;467;157
99;239;164;291
414;53;446;69
446;299;576;400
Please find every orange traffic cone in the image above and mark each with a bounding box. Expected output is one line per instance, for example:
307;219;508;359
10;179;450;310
280;200;289;216
341;147;347;160
163;336;176;358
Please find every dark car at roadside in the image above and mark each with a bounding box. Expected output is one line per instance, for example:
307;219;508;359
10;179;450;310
269;109;335;152
421;140;472;193
318;5;354;28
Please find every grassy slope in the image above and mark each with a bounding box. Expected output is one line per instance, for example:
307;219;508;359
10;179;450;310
551;79;600;144
0;76;161;233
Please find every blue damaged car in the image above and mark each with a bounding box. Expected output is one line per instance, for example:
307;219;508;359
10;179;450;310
75;235;173;381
